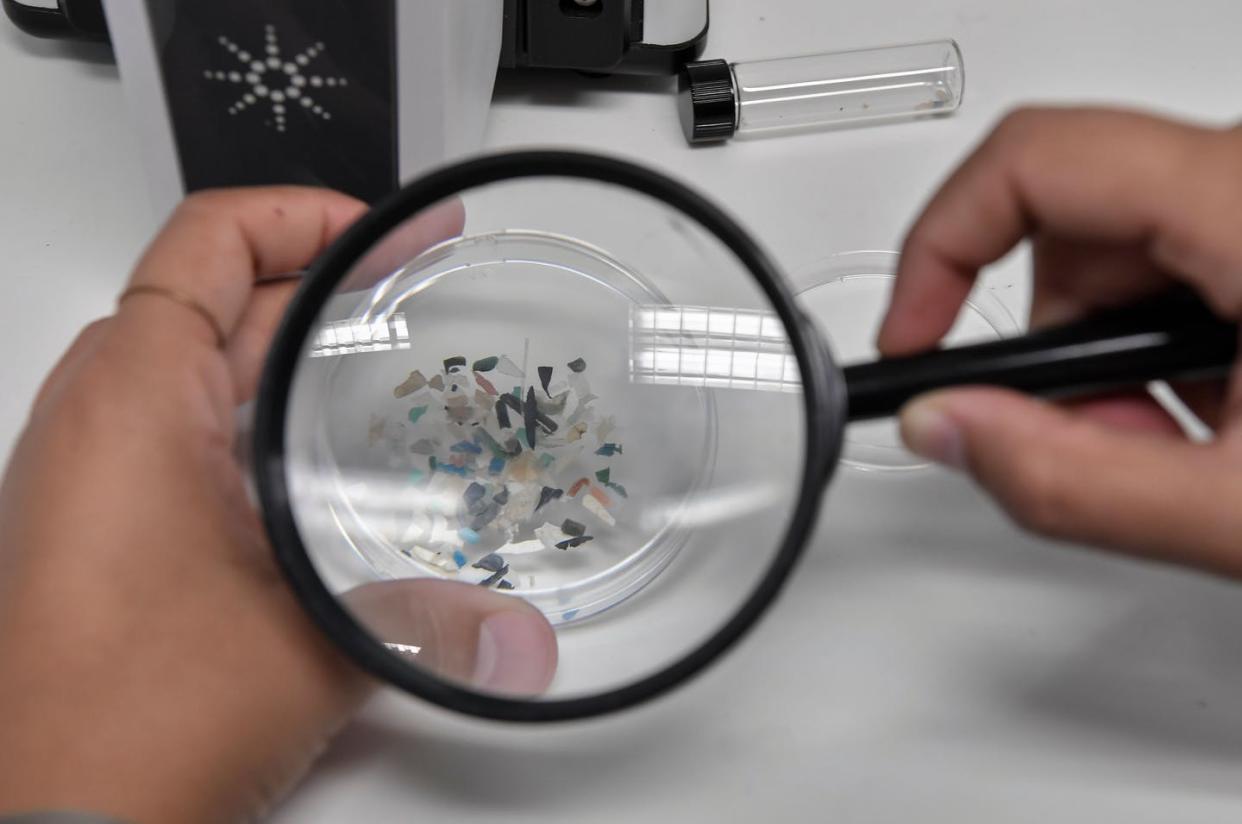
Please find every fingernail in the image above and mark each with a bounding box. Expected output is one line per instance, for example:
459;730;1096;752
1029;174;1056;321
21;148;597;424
901;398;967;470
473;610;556;696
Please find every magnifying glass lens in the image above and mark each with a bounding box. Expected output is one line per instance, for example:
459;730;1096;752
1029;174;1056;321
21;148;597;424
272;167;822;715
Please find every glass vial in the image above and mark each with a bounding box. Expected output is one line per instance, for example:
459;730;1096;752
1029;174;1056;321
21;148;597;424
679;39;964;144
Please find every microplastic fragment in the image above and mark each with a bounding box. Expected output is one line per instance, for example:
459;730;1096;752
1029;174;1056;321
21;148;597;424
475;373;498;395
535;522;570;549
523;387;539;448
595;443;623;456
563;609;580;620
536;486;564;510
588;486;613;508
470;504;501;531
596;415;616;442
538;453;555;469
393;370;427;398
567;422;589;442
495;393;522;429
556;536;595;550
429;374;445;391
606;482;629;498
534;412;558;437
444;356;467;372
367;415;386;447
498;580;515;590
451;440;483;455
561;519;586;538
502;539;546;555
489;457;505;475
452;549;468;567
473;552;506;572
408;405;429;424
536;390;570;416
479;566;510;587
464;482;487;507
583;495;616;526
496;355;524;377
538;366;554;396
568;478;590;497
493;488;511;506
508;452;538;482
568;358;586;373
410;438;437;455
412;546;459;572
473;356;499;372
595;468;611;484
459;528;481;545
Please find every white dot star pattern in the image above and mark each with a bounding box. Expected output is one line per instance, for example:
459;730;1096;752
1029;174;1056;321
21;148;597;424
207;24;348;134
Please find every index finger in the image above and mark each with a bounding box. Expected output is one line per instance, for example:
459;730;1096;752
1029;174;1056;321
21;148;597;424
877;107;1214;356
119;186;368;350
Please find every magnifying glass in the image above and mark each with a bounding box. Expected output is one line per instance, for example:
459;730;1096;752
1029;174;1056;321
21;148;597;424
253;151;1235;722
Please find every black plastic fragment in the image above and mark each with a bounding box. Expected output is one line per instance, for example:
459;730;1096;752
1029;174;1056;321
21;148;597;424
524;387;539;448
561;518;586;537
536;486;564;510
464;482;487;509
472;553;507;573
568;357;587;373
479;566;511;587
538;366;554;396
495;393;522;429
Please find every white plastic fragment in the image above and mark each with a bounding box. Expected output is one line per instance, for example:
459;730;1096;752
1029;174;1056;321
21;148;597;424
583;495;616;527
502;539;547;555
411;545;459;573
496;355;524;378
535;522;571;550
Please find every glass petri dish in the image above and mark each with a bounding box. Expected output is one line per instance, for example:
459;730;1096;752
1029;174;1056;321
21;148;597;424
794;251;1019;472
294;230;718;625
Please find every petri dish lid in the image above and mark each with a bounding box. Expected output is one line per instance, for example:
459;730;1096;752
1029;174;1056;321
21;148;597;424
794;251;1019;472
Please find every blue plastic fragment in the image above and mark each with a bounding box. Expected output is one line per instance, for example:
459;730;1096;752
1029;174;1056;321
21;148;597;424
595;443;623;456
459;527;481;544
451;440;483;455
438;464;469;477
452;550;468;568
489;457;505;475
563;609;579;621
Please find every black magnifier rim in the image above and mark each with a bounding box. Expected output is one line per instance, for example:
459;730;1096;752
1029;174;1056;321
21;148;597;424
253;150;842;722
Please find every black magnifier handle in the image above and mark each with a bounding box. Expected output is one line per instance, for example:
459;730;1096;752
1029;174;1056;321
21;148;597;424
842;288;1239;421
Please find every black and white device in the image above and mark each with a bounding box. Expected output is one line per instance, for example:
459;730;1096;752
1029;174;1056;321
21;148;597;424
4;0;708;211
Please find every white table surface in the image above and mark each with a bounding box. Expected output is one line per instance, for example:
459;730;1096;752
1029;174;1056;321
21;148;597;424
6;1;1242;821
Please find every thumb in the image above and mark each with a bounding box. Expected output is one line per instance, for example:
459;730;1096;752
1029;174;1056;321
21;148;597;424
898;388;1242;574
345;580;558;697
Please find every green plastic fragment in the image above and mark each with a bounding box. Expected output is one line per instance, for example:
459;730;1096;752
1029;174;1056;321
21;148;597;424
408;405;428;424
539;453;555;469
606;482;629;498
595;467;611;484
472;356;499;372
